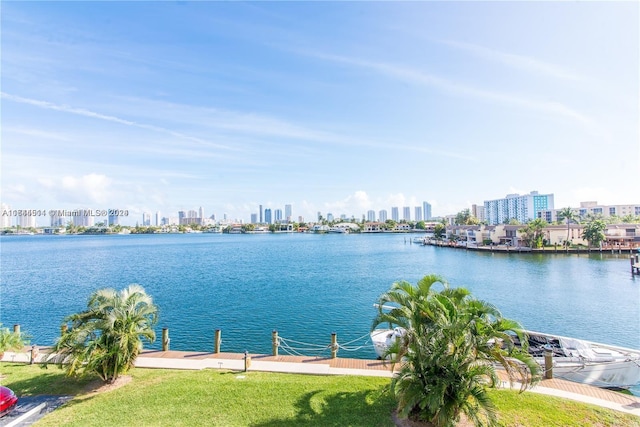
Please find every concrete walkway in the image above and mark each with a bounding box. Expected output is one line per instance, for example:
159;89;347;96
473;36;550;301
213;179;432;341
2;349;640;417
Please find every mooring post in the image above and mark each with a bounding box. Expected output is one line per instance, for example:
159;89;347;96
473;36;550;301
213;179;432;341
331;332;338;359
162;327;169;351
272;330;279;357
13;324;20;335
30;345;38;365
214;329;221;354
544;348;553;379
244;350;251;372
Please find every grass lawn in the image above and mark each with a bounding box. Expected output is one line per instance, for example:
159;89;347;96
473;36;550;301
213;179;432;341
1;363;639;427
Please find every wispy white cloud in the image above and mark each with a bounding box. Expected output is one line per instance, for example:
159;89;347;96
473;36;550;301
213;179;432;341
303;51;594;127
439;40;588;82
2;127;71;141
0;92;233;150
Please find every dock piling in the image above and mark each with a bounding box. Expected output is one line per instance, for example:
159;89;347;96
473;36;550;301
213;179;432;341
214;329;221;354
544;348;553;379
331;332;338;359
272;330;279;357
162;327;170;351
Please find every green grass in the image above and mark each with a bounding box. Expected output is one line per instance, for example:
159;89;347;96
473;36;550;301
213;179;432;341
1;363;639;427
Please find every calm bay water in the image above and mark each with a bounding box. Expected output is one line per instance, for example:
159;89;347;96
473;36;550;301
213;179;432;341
1;233;639;360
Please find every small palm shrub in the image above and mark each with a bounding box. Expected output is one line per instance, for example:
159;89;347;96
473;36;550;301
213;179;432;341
373;275;540;427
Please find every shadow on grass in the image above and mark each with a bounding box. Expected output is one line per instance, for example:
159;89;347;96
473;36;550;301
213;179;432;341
2;364;100;397
251;388;395;427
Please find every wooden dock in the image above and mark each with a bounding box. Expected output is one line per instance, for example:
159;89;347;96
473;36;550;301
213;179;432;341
631;253;640;275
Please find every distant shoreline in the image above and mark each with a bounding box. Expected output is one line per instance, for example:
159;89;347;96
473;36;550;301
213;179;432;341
421;240;639;255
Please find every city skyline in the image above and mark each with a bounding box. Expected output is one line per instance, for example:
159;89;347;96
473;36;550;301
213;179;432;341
2;3;638;225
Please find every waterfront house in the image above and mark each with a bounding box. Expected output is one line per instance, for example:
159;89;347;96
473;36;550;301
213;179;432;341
363;222;384;233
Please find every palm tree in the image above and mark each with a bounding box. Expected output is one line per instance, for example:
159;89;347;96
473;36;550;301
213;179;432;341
0;324;29;357
557;207;578;249
373;275;540;427
47;284;158;383
582;218;607;248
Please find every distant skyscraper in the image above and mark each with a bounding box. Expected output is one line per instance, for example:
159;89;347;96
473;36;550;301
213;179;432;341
51;212;65;227
155;211;161;226
367;210;376;222
472;205;485;223
327;213;334;222
264;208;272;224
199;206;204;219
18;214;36;228
379;209;388;222
414;207;422;221
0;204;11;228
285;204;292;222
275;209;283;223
403;207;411;221
108;210;119;226
391;207;399;222
423;202;432;220
178;211;186;223
250;213;258;223
73;209;94;227
259;205;263;223
142;212;151;226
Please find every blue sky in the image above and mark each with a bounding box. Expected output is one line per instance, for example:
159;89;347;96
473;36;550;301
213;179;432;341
1;2;638;225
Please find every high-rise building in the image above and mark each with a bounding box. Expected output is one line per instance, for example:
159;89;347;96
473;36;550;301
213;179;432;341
17;214;36;228
379;209;388;222
367;210;376;222
0;204;11;228
199;207;204;220
391;207;399;222
484;191;554;225
108;210;119;226
471;205;485;223
155;211;161;226
259;205;263;223
264;208;272;224
275;209;283;223
73;209;94;227
327;213;334;222
414;207;422;222
285;204;292;222
51;212;65;227
403;207;411;221
250;213;258;223
142;212;151;226
423;202;432;220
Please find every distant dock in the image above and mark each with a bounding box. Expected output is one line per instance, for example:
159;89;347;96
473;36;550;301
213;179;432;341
632;252;640;275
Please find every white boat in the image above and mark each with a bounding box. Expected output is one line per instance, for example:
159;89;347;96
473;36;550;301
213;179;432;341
370;327;640;389
517;331;640;389
371;327;405;359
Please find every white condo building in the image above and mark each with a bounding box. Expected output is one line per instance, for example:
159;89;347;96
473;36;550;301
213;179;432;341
414;206;422;222
538;201;640;223
1;204;11;228
391;207;399;222
484;191;554;225
423;202;432;220
403;206;411;221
